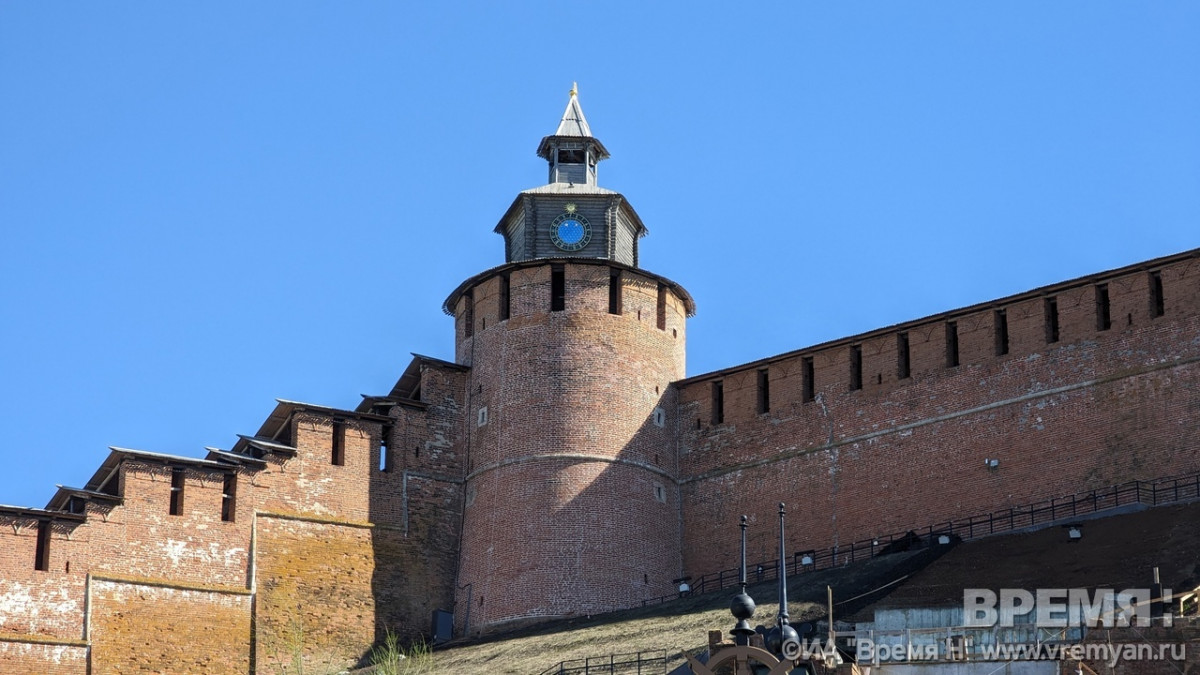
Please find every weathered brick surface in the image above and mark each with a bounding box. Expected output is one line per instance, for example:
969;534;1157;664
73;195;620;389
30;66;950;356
455;261;687;633
254;513;461;672
89;578;251;674
255;517;378;673
0;517;86;640
0;361;466;672
0;642;86;674
89;463;249;587
677;253;1200;576
1;229;1196;674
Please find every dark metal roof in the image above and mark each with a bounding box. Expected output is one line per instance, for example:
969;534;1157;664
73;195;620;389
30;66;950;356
232;435;297;458
356;354;465;413
442;258;696;317
274;398;392;422
0;504;85;522
231;398;391;455
45;485;123;512
204;447;269;467
69;446;237;505
107;446;231;469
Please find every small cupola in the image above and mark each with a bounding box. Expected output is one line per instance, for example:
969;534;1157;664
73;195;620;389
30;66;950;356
536;83;610;186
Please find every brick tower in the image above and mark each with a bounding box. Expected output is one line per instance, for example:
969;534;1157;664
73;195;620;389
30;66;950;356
444;85;695;633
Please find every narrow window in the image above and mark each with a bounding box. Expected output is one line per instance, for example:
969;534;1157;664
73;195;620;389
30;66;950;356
711;381;724;424
498;274;510;321
756;368;770;414
801;356;815;403
994;309;1009;356
477;407;489;427
169;468;185;516
380;427;393;472
463;291;475;338
608;269;622;315
652;407;666;427
332;421;346;466
34;521;50;571
551;265;565;312
945;321;960;367
1095;284;1111;331
849;345;862;391
656;284;667;330
652;483;667;503
221;474;237;522
1149;271;1164;318
897;332;910;380
1044;297;1060;344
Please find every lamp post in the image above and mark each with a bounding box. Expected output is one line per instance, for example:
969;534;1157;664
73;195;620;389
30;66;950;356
730;515;756;646
764;503;800;659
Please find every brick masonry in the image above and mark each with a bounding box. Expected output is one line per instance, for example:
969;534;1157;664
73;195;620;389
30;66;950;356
0;361;467;672
677;252;1200;575
0;242;1197;670
453;261;688;632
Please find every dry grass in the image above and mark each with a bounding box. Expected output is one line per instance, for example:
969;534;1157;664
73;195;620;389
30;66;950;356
427;598;819;674
396;548;939;674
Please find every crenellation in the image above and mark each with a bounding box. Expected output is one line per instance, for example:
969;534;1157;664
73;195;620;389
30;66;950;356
3;89;1198;672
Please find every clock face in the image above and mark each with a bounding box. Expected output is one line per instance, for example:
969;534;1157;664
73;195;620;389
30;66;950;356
550;204;591;252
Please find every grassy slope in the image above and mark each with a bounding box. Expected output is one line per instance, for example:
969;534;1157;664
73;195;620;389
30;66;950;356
426;547;941;674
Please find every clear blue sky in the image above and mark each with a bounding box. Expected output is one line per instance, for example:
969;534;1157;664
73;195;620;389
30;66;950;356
1;3;1197;509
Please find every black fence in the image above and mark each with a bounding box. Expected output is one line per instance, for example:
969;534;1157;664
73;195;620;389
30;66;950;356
536;650;671;675
640;471;1200;607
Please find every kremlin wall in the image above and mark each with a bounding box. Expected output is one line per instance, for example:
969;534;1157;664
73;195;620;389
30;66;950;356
0;89;1196;673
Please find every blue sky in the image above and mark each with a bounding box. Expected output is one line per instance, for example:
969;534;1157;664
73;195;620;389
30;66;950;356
1;3;1197;508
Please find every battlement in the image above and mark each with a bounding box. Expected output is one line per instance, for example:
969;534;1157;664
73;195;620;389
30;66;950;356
679;247;1199;414
675;247;1200;577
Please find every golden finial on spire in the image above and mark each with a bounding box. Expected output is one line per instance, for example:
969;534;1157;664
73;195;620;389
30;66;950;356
569;82;578;97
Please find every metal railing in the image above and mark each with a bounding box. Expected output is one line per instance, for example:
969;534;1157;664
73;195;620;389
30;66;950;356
640;471;1200;607
536;649;672;675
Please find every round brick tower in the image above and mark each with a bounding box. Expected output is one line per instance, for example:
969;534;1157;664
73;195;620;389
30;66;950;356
444;86;694;633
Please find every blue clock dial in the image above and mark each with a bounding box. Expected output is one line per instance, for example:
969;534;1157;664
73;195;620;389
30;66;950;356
557;219;585;245
550;208;591;252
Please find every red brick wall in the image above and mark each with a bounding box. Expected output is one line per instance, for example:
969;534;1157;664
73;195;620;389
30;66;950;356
89;578;251;674
0;371;467;672
0;642;86;675
677;252;1200;577
3;243;1197;671
88;463;250;587
454;261;688;633
0;517;86;640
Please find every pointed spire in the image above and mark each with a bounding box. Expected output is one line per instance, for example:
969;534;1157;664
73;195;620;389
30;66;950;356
537;83;610;185
553;81;593;138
